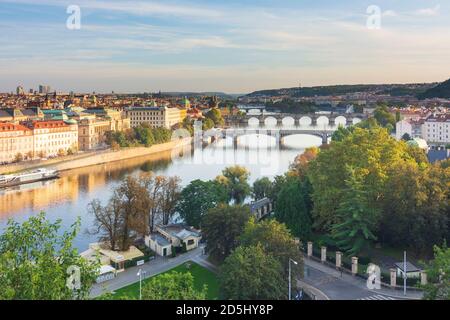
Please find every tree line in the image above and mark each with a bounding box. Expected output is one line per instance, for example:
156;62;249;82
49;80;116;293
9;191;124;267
105;123;173;149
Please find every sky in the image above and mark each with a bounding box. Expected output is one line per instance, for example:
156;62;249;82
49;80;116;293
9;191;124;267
0;0;449;93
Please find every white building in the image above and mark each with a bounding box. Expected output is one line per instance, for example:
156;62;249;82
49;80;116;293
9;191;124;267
395;119;424;140
422;114;450;144
126;106;182;129
145;224;202;257
28;120;79;158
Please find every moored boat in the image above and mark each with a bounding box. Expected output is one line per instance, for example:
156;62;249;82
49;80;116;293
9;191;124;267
0;168;60;188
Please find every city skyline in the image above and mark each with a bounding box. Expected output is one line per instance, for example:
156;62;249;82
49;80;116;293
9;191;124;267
1;0;449;93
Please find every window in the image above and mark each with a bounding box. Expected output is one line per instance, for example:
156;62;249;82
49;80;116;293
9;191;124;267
187;239;195;246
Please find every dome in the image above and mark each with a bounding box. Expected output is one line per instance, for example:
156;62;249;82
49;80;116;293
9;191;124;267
65;119;78;125
182;97;191;109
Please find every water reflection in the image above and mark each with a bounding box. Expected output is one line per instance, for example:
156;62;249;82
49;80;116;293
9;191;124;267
0;134;323;249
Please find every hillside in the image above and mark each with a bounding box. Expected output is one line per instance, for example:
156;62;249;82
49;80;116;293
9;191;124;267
418;78;450;99
244;83;435;98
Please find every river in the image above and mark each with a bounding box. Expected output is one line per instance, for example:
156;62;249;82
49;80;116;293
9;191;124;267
0;133;324;250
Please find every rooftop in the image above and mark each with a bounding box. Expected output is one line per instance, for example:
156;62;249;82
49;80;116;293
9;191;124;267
394;262;422;273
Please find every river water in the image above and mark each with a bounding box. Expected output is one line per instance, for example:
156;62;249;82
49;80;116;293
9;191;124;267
0;133;324;250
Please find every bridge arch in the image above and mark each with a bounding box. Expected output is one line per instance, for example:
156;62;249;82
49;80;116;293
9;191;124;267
282;116;295;127
264;116;278;128
316;116;330;126
247;117;260;127
334;116;347;126
299;116;312;126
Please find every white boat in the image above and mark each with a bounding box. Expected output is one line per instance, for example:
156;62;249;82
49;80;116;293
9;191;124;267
0;168;60;188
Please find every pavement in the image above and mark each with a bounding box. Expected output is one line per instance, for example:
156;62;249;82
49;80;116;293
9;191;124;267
90;245;210;298
301;257;424;300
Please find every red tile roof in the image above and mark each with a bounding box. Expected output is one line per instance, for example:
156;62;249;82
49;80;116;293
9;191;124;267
29;120;69;129
0;122;31;132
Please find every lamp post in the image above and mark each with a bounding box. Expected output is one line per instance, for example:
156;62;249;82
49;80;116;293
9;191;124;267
137;269;147;300
403;251;407;296
289;258;298;300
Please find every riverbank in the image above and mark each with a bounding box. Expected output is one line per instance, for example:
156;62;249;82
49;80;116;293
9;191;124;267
0;137;192;174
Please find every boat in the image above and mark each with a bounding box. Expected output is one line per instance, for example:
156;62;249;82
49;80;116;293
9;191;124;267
0;168;60;188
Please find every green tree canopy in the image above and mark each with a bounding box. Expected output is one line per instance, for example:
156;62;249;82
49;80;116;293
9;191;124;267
252;177;273;200
308;127;415;231
275;177;313;241
142;272;207;300
0;213;99;300
219;245;285;300
422;244;450;300
177;180;228;229
216;165;251;204
240;218;303;279
202;204;251;262
331;167;379;256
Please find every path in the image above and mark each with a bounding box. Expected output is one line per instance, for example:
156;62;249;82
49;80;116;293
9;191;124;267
90;246;208;298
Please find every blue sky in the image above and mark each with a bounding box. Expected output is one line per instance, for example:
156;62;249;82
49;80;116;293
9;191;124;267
0;0;449;93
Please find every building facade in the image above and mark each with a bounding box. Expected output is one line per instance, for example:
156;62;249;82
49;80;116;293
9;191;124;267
0;123;34;163
78;118;111;151
126;106;182;129
422;114;450;144
26;120;78;158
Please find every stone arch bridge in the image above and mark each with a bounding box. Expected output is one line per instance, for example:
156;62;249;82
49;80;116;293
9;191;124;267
225;113;367;127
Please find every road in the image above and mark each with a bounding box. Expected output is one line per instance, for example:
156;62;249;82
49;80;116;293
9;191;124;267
301;257;423;300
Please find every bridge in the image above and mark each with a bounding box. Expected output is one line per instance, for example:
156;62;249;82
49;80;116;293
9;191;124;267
205;127;335;146
225;112;367;127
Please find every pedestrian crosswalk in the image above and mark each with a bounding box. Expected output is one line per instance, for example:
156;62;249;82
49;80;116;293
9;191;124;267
358;294;396;300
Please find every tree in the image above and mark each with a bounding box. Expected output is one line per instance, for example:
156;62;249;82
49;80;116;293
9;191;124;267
0;213;99;300
219;245;285;300
177;180;228;229
205;108;224;126
240;218;303;279
14;152;23;163
89;176;151;251
401;133;412;141
308;127;414;231
202;118;215;131
422;244;450;300
140;173;165;232
275;177;313;241
374;105;396;128
87;198;124;251
142;272;207;300
379;161;449;253
252;177;273;200
331;168;379;256
158;176;182;225
289;147;319;177
216;166;251;204
202;205;251;262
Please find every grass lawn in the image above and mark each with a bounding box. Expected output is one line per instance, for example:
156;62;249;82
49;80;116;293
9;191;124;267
113;261;219;300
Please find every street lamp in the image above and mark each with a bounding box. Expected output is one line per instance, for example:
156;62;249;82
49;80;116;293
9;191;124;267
137;269;147;300
289;258;298;300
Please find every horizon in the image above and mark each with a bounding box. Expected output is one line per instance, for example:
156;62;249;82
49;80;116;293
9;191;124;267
1;0;449;93
4;79;444;96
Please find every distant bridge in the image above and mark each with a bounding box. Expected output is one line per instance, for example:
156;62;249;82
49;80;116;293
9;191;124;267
225;113;367;127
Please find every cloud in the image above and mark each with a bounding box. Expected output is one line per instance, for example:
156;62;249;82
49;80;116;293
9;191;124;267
413;4;441;16
0;0;222;19
382;10;397;17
